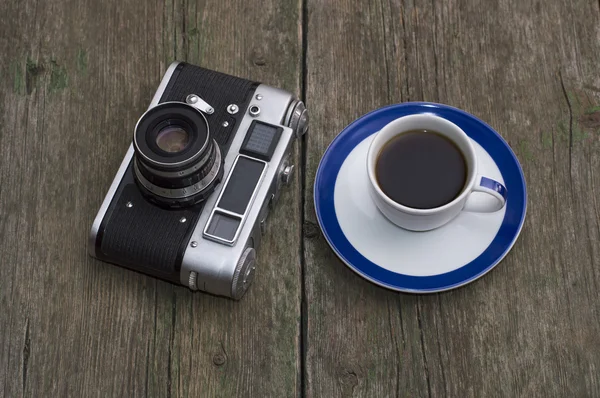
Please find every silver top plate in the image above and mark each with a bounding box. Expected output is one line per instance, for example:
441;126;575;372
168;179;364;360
179;84;295;297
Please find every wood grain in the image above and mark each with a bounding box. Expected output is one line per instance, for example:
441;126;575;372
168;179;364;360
0;0;302;397
304;0;600;397
2;0;600;396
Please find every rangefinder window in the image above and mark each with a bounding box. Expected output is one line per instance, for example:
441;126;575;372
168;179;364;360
240;121;283;161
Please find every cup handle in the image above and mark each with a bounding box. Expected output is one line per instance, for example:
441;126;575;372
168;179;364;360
463;176;507;213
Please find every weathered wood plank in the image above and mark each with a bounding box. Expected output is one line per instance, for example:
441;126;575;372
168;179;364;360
303;1;430;397
0;0;302;397
304;0;600;397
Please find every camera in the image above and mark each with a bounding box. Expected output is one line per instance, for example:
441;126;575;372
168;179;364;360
89;62;308;299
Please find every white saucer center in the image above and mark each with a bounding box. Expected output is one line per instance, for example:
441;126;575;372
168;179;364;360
334;134;506;277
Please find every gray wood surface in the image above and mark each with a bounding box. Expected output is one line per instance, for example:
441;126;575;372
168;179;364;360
0;0;599;397
0;0;302;397
303;0;600;397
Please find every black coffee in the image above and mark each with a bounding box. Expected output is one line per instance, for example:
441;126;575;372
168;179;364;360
375;130;467;209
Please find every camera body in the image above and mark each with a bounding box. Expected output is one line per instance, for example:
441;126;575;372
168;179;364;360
89;62;308;299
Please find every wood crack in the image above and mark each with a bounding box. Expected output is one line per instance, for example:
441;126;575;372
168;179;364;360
583;161;600;297
430;0;440;101
166;291;176;398
400;0;410;101
589;164;600;239
300;0;308;397
386;0;400;101
583;212;600;295
181;0;187;59
146;282;158;397
558;70;574;189
20;81;44;398
397;299;406;349
144;340;150;398
386;297;402;398
378;0;392;102
416;301;432;398
2;95;30;398
549;68;576;328
22;318;30;396
172;0;177;59
435;295;448;398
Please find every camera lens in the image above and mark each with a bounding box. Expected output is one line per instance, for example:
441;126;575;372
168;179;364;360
155;125;190;153
132;102;224;208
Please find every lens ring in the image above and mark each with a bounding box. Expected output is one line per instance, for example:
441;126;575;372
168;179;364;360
134;141;223;203
135;144;218;189
136;142;215;180
133;102;210;170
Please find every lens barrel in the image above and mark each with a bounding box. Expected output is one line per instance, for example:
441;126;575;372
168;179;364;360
132;102;223;208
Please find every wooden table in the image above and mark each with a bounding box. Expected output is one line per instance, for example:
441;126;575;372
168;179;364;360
1;0;599;396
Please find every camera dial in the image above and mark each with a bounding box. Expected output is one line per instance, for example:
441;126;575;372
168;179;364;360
285;100;308;138
132;96;223;208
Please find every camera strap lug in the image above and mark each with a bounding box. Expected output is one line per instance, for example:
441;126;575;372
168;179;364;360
186;94;214;115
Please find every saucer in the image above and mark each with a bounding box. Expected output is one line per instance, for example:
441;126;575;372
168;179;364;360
314;102;527;293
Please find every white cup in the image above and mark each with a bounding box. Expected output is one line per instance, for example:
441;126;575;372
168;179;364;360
366;113;507;231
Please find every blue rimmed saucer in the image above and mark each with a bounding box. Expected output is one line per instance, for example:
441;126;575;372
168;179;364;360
314;102;527;293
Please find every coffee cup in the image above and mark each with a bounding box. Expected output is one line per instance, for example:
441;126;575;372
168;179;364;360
366;113;507;231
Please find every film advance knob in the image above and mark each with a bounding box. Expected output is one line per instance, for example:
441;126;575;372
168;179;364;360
287;101;308;138
188;271;198;291
232;247;256;300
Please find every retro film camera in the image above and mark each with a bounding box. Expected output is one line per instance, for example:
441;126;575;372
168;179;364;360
89;62;308;299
